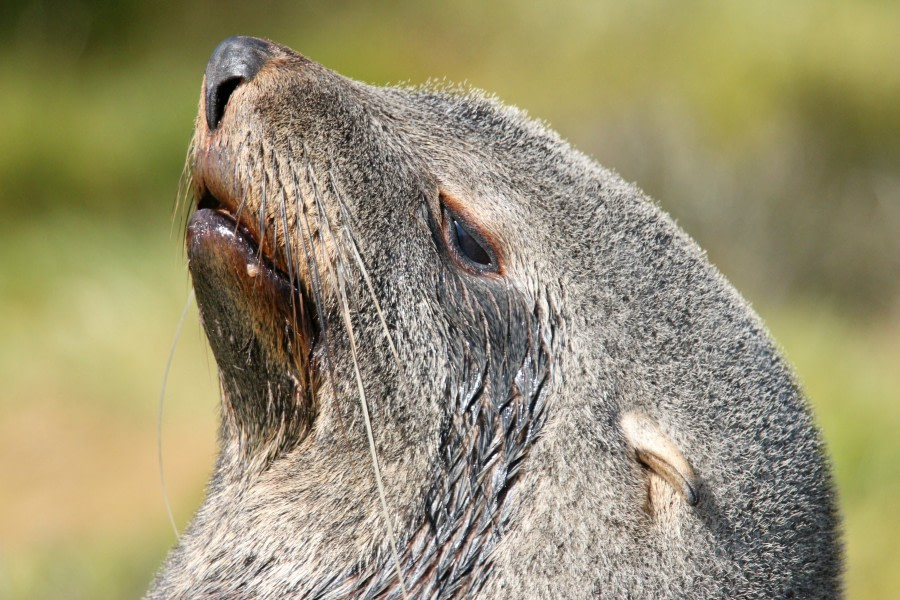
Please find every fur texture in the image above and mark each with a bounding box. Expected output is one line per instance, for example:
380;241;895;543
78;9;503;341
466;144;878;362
149;37;842;598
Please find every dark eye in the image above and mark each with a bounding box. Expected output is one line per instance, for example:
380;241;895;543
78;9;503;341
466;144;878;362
442;204;499;274
453;219;491;265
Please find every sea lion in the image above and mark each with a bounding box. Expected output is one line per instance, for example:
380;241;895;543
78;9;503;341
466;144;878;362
149;36;842;598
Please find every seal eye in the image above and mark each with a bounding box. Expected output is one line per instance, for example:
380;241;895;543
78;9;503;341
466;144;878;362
441;204;499;274
453;220;491;266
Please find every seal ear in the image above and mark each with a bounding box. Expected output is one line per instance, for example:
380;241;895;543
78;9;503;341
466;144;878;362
620;411;699;508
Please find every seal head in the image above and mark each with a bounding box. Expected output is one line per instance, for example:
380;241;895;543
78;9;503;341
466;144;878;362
150;37;842;598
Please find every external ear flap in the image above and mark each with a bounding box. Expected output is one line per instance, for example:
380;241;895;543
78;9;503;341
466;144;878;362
621;411;699;507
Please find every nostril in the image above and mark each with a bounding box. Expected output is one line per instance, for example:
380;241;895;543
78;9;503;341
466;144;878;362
204;36;274;130
210;77;244;131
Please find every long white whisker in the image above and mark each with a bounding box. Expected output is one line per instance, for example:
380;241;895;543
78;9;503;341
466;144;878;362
332;254;410;600
307;161;409;599
289;144;363;487
158;289;194;540
327;170;404;371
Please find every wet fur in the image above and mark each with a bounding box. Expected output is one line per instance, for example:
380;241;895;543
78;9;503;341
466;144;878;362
150;40;842;598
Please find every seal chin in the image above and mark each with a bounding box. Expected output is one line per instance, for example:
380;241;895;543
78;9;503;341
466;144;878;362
186;206;318;409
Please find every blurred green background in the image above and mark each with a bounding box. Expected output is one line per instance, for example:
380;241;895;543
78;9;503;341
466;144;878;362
1;1;897;597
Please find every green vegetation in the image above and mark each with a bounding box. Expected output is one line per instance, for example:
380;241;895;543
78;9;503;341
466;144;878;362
1;1;896;597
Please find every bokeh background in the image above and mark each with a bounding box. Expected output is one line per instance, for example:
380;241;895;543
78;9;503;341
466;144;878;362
1;1;897;597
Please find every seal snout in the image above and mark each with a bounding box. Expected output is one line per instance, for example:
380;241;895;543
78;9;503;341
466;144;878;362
204;36;276;130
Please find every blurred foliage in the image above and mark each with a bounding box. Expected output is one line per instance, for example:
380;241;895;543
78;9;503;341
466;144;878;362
0;1;897;598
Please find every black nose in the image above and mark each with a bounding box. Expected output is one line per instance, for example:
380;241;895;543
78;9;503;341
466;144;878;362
204;36;274;130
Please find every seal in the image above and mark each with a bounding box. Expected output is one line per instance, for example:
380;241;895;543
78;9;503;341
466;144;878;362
148;36;842;598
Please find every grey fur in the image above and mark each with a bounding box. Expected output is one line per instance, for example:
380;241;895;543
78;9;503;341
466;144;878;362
149;37;842;598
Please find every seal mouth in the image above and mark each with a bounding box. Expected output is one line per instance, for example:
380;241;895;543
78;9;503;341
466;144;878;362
186;184;320;385
192;184;289;284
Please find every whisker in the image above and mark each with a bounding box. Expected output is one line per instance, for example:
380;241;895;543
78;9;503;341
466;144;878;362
157;289;195;541
230;135;254;235
258;160;268;261
173;136;200;253
272;153;311;374
278;185;299;320
278;189;296;289
308;159;409;599
271;198;279;271
327;169;404;373
172;140;194;240
289;143;359;473
233;190;249;238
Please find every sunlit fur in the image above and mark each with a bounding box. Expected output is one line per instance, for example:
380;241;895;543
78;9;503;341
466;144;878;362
151;39;842;598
